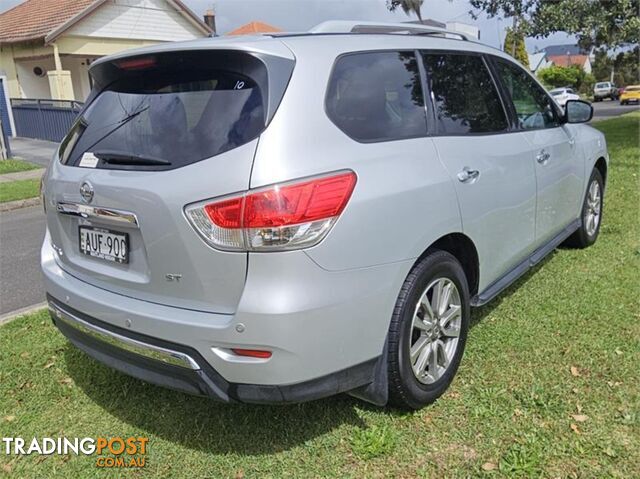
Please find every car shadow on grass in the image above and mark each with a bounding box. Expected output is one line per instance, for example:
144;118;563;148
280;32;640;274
62;252;557;454
63;345;366;456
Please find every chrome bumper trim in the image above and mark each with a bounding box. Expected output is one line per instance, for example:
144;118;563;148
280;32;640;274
48;301;200;370
56;202;139;227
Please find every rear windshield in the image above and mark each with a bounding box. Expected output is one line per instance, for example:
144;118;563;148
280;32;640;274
595;82;609;88
59;50;292;170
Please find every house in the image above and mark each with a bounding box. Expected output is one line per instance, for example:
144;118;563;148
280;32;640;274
542;44;593;74
226;21;282;36
0;0;212;102
528;51;552;74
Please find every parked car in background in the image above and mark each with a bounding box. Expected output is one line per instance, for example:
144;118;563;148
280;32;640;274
550;87;581;107
41;21;609;410
620;85;640;105
593;82;618;101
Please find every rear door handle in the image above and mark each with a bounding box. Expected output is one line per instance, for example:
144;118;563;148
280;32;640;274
457;167;480;183
536;150;551;165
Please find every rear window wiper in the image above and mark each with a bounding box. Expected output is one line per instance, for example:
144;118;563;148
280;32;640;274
93;150;171;166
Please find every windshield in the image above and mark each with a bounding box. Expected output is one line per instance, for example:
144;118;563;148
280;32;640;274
550;90;564;96
626;86;640;91
595;82;609;88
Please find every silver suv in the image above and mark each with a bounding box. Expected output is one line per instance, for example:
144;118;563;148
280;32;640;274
593;81;618;101
42;21;608;409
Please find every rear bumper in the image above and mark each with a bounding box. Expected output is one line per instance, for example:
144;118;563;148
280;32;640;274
48;295;377;403
42;230;412;402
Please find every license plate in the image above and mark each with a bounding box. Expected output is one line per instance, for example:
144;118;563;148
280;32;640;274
79;226;129;264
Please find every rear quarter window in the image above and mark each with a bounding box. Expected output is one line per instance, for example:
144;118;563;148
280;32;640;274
325;51;427;142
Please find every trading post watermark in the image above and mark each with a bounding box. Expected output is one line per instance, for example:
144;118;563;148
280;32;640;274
3;436;148;468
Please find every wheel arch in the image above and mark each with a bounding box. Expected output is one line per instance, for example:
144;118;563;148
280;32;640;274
417;233;480;297
594;156;607;186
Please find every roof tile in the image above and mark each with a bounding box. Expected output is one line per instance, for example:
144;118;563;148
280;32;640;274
0;0;98;44
226;21;282;36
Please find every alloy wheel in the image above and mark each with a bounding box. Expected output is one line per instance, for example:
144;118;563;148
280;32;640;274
409;278;462;384
585;179;601;237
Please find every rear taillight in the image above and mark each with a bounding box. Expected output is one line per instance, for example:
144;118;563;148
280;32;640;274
185;171;356;251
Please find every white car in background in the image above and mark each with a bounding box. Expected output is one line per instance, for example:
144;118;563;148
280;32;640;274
550;87;581;107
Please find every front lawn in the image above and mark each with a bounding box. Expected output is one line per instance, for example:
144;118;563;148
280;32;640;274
0;158;40;175
0;179;40;203
1;113;638;478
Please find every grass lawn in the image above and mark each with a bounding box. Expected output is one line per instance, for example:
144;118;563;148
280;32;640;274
0;179;40;203
1;113;638;478
0;158;40;175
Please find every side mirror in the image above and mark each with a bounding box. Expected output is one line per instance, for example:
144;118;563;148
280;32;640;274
564;100;593;123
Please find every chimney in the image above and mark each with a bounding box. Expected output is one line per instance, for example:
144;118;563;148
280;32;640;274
204;9;217;36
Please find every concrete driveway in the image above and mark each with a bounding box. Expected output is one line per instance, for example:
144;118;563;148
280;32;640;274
9;137;57;167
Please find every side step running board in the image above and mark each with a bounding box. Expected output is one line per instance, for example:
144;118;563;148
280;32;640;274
471;219;581;307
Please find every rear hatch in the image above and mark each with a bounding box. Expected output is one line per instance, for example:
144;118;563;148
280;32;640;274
44;45;294;313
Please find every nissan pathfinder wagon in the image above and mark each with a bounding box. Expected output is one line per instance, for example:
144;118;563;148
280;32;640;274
42;21;608;409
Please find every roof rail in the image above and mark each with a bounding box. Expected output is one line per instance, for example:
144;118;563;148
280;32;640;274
309;20;471;41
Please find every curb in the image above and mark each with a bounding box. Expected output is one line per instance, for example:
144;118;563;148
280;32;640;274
0;197;41;212
0;302;48;326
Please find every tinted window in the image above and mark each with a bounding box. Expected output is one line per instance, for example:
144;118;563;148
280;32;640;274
422;53;508;135
326;51;427;142
59;51;292;171
495;59;560;130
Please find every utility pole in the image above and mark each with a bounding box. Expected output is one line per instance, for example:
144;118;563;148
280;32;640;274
512;15;517;57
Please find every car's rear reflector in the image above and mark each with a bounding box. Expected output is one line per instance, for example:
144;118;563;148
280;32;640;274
231;348;272;359
185;171;356;251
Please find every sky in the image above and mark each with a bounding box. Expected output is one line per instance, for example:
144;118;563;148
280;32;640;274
0;0;573;51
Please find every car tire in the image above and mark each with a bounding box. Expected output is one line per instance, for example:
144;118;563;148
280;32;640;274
565;168;604;249
387;250;470;410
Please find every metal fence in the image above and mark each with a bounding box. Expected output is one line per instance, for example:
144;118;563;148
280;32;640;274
10;98;83;142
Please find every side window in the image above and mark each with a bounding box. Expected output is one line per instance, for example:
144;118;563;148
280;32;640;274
495;59;560;130
326;51;427;142
422;53;508;135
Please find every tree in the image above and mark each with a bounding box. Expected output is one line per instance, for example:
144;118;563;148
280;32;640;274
538;64;584;89
469;0;538;57
591;45;639;85
532;0;639;50
387;0;425;22
470;0;639;50
503;27;530;68
591;49;614;82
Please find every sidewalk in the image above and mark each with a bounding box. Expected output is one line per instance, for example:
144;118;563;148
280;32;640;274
0;168;44;183
9;136;58;168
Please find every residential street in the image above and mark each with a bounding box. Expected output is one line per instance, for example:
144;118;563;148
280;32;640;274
0;205;45;315
592;100;639;120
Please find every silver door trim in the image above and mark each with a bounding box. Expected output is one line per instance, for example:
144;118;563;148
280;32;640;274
57;202;139;227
